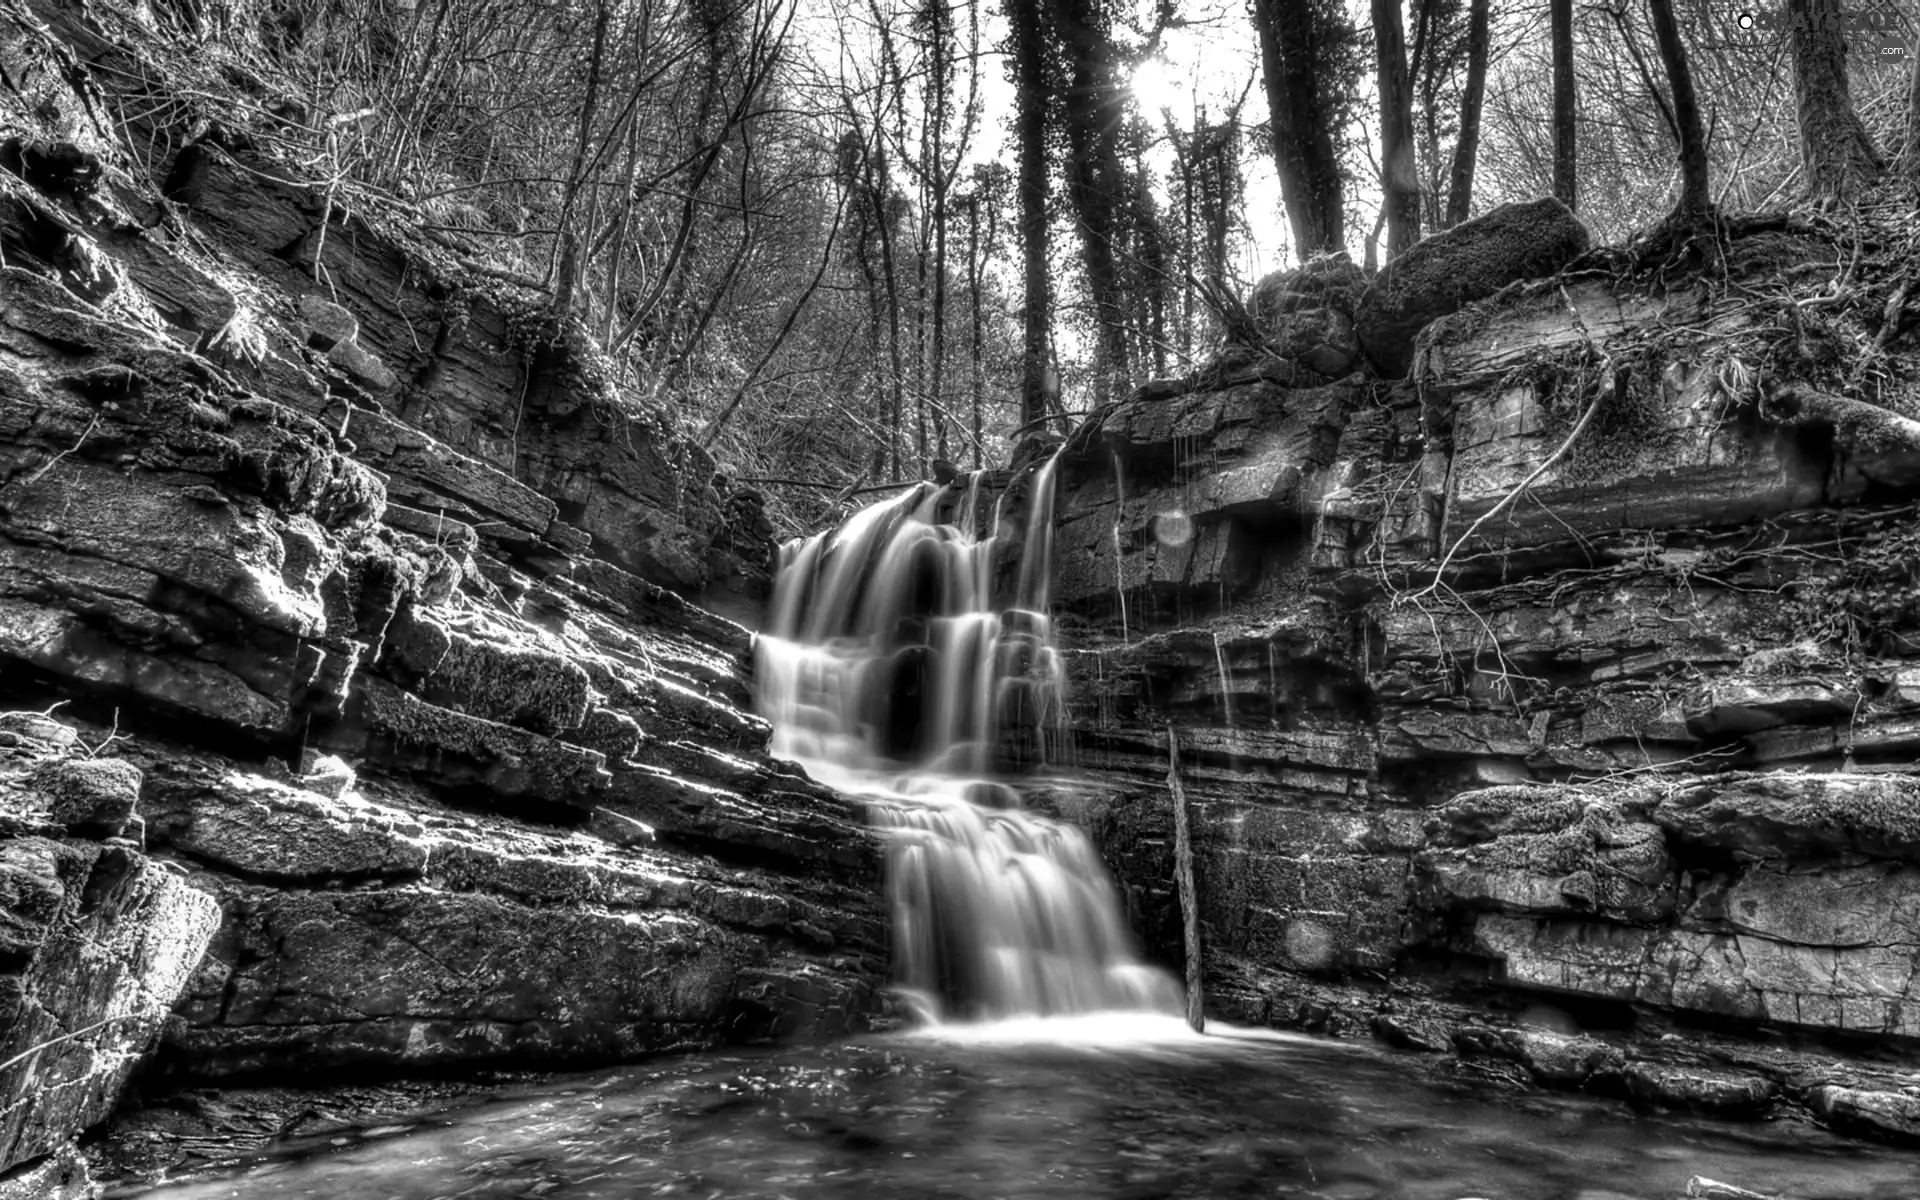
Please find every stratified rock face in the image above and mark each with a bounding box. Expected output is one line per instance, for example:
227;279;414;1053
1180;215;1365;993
1046;208;1920;1140
0;0;884;1153
0;717;221;1176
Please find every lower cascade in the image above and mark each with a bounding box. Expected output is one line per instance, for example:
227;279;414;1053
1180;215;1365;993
754;458;1181;1022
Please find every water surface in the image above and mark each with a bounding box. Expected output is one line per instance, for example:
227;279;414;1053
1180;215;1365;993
125;1017;1920;1200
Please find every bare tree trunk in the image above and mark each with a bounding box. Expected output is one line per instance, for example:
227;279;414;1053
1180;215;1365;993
966;195;985;469
875;181;907;481
1250;0;1346;257
927;0;954;463
1372;0;1420;258
1904;51;1920;184
1788;0;1882;206
1646;0;1711;221
1166;726;1204;1035
1445;0;1489;227
1007;0;1052;430
1550;0;1575;209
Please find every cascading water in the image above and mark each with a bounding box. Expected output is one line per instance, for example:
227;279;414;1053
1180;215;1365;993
754;456;1181;1023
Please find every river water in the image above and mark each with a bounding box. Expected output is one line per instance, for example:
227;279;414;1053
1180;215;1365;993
124;1016;1920;1200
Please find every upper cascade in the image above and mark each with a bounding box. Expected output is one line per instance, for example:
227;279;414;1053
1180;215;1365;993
755;456;1181;1022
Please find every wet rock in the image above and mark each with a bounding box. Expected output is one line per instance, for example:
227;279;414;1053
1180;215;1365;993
1685;1179;1775;1200
0;1144;94;1199
1622;1062;1777;1114
1372;1013;1452;1053
1355;197;1590;377
1449;1026;1621;1087
1809;1084;1920;1144
1518;1030;1623;1087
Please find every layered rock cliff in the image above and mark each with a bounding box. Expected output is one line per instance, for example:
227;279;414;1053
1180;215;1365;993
1039;200;1920;1142
0;0;883;1185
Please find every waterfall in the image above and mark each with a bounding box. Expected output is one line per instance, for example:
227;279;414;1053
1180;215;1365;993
754;457;1181;1023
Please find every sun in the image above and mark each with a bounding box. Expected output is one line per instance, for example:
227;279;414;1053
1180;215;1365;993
1130;56;1184;115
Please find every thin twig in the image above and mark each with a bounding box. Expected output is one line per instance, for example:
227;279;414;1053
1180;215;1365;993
3;413;101;494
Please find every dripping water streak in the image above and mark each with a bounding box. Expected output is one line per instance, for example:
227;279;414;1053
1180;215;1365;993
1111;452;1129;645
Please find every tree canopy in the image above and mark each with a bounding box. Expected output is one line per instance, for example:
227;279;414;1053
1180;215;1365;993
134;0;1920;530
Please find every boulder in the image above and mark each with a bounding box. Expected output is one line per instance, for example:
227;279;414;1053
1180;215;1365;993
1247;253;1367;378
1355;196;1590;377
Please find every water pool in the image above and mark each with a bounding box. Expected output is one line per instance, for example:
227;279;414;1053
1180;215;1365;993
120;1016;1920;1200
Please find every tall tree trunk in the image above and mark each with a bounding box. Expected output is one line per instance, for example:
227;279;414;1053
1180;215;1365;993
1053;0;1132;403
860;158;908;481
552;0;611;317
1006;0;1052;429
1646;0;1711;221
1788;0;1882;206
1171;126;1196;359
927;0;953;463
1250;0;1346;257
1445;0;1489;226
1549;0;1575;209
1135;168;1169;377
966;196;985;469
1372;0;1420;258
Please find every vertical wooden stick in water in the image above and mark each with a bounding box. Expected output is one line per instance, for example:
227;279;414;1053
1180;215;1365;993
1167;725;1204;1033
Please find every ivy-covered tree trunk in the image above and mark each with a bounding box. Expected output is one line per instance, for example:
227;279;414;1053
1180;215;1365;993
1788;0;1882;207
1052;0;1132;404
1250;0;1346;257
1006;0;1052;430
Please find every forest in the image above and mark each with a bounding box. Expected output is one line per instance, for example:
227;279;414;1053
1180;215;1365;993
107;0;1920;535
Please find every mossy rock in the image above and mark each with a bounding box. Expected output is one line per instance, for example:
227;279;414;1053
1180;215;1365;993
1357;197;1592;378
